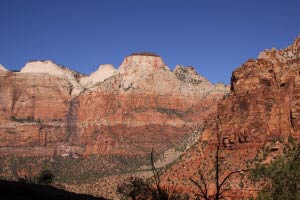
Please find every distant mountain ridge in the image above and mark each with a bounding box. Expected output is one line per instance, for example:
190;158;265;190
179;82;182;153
0;52;228;198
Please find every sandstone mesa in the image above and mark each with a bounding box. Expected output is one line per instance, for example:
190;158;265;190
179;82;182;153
0;52;228;199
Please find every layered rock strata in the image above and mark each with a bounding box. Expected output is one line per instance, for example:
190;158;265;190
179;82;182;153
0;53;228;194
161;36;300;199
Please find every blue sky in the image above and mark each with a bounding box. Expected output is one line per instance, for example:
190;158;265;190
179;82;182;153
0;0;299;84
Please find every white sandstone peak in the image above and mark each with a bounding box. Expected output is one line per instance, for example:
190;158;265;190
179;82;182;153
21;60;83;96
21;60;62;74
97;64;116;74
0;64;7;71
119;53;169;74
80;64;117;88
116;54;170;92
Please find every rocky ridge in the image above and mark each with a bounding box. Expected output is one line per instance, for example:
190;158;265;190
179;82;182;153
161;36;300;199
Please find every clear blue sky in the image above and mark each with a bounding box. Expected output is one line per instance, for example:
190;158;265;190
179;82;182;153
0;0;299;84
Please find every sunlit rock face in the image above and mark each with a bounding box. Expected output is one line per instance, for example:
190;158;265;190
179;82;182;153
0;64;7;71
0;52;229;198
80;64;117;89
73;53;229;155
222;36;300;142
20;60;85;96
0;71;71;154
117;53;172;93
258;36;300;62
161;36;300;199
0;53;229;155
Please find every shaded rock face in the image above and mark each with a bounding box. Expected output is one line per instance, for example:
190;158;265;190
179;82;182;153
161;36;300;199
0;54;228;187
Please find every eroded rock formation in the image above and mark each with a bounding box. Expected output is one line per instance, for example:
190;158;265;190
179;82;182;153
221;36;300;145
161;36;300;199
0;53;228;197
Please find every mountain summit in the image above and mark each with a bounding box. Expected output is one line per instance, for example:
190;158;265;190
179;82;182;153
0;64;7;71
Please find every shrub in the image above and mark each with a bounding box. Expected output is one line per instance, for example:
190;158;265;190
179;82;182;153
37;170;54;185
117;176;152;200
251;141;300;200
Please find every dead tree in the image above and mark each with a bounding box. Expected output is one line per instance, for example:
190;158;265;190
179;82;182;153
151;150;165;200
190;142;248;200
190;122;248;200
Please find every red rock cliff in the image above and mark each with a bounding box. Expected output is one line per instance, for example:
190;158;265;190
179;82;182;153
161;36;300;199
220;36;300;146
0;54;228;190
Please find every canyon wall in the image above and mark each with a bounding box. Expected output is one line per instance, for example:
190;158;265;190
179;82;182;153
162;36;300;199
0;54;228;195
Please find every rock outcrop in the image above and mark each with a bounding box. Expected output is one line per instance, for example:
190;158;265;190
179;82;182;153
161;36;300;199
174;65;209;84
222;36;300;144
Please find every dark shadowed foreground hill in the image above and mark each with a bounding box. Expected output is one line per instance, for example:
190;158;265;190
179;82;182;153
0;180;107;200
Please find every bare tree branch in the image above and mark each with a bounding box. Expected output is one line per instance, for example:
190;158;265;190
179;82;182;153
219;187;231;197
189;177;209;200
218;169;249;192
190;126;249;200
199;170;208;196
151;149;164;199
